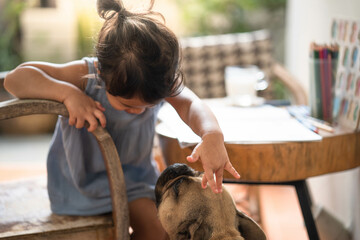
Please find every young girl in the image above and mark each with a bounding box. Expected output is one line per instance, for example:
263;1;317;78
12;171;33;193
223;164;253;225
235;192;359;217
4;0;240;239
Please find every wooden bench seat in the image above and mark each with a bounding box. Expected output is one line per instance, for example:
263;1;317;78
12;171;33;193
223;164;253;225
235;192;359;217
0;177;114;240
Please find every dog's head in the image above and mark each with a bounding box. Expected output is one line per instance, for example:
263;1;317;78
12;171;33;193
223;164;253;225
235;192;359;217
155;163;266;240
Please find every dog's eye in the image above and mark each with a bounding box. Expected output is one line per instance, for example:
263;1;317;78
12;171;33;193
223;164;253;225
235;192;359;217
177;230;190;239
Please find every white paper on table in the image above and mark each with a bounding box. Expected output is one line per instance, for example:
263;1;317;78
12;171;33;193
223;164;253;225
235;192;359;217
157;102;322;148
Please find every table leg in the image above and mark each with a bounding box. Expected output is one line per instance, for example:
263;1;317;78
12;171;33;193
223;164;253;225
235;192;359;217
293;180;320;240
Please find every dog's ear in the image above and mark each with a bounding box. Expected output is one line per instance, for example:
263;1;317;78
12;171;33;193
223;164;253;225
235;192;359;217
236;210;267;240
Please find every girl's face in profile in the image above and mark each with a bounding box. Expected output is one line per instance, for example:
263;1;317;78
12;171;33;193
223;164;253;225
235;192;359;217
106;91;155;114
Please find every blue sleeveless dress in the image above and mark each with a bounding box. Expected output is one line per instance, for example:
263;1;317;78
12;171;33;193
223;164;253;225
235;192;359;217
47;57;162;215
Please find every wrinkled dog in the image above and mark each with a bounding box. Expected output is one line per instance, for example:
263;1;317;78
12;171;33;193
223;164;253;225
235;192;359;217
155;163;267;240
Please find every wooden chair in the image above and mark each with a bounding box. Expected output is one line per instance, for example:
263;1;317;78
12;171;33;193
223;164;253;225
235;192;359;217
180;29;307;105
0;97;130;239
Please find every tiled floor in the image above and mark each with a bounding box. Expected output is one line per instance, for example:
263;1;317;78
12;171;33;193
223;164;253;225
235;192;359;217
0;134;308;239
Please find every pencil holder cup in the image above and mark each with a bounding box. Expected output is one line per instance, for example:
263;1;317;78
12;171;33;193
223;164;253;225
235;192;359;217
309;57;338;122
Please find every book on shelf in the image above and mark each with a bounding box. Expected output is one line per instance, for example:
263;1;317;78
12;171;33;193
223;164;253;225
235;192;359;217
309;42;339;123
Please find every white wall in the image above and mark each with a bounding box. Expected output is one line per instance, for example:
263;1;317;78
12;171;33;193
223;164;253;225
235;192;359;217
285;0;360;238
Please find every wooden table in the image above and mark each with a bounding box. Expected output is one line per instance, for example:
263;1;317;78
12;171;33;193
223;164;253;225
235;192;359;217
156;106;360;240
157;125;359;182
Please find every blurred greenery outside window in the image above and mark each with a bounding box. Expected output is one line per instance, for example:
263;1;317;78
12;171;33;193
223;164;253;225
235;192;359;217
175;0;286;36
0;1;26;72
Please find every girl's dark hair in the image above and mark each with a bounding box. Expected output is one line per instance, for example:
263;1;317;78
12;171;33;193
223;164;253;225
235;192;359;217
96;0;184;104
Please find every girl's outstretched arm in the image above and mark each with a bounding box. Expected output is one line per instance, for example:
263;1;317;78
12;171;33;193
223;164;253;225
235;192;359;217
4;61;106;132
165;87;240;194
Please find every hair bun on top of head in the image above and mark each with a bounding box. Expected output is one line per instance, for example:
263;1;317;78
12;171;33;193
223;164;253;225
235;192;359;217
97;0;157;20
96;0;126;19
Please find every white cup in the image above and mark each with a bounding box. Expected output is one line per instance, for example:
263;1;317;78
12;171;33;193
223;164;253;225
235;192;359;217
225;65;268;106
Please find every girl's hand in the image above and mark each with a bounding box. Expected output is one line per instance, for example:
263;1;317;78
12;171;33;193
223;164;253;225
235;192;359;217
63;90;106;132
186;132;240;193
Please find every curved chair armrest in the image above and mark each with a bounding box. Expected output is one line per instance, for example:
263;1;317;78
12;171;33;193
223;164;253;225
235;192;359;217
271;63;308;105
0;99;130;240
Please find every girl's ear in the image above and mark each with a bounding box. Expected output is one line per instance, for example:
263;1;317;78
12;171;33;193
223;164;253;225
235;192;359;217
236;210;267;240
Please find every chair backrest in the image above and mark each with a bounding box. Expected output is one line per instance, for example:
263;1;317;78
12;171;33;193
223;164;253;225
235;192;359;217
180;29;273;98
0;98;130;240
